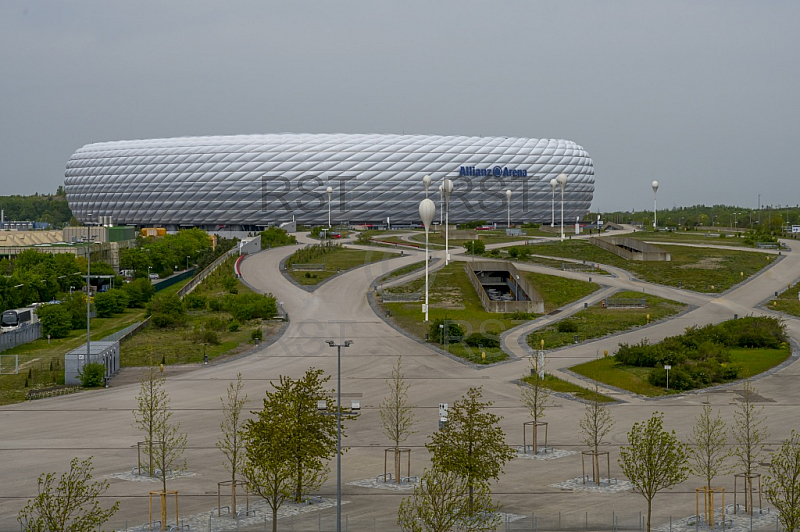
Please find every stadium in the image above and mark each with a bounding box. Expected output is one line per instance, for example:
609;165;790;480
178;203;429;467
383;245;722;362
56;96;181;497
64;134;594;229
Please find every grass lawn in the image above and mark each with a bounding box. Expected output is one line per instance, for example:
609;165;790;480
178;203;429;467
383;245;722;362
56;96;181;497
289;248;399;285
380;263;599;364
122;258;278;366
571;346;791;397
521;373;616;403
378;261;426;283
771;283;800;317
0;307;147;405
409;232;530;248
510;240;772;292
528;291;686;350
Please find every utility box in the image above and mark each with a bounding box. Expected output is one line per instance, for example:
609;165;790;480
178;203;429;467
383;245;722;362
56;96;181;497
65;341;120;385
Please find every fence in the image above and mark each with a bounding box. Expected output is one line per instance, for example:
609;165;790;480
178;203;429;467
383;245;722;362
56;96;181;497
178;248;239;298
96;508;784;532
153;268;197;293
0;322;42;354
604;298;647;309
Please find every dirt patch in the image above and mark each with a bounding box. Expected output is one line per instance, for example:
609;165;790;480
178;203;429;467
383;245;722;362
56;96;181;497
678;257;724;270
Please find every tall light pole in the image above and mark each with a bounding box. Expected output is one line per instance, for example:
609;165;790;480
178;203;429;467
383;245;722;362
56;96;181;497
557;174;567;241
85;213;94;369
549;178;557;227
443;179;453;265
505;189;512;228
326;340;352;532
419;198;435;322
652;180;659;230
326;186;333;229
423;174;431;199
438;184;443;226
734;212;740;228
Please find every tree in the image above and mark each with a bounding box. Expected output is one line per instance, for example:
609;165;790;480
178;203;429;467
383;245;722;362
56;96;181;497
764;431;800;532
618;412;689;532
37;303;73;338
18;457;119;532
519;355;551;454
687;404;731;524
732;380;769;514
243;395;294;532
426;387;515;515
132;364;187;531
463;239;485;255
242;368;341;531
579;384;614;485
380;357;417;484
398;466;501;532
216;372;248;518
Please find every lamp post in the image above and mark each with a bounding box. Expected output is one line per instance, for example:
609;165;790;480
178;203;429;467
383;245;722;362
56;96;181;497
652;181;659;230
549;178;557;227
734;212;740;228
419;198;436;322
85;213;94;370
438;184;443;226
325;340;353;532
326;186;333;229
443;179;453;265
515;274;520;301
505;189;512;228
557;174;567;241
423;174;431;199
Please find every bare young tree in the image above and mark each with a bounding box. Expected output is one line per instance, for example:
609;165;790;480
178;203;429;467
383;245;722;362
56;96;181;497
379;356;416;484
579;384;614;485
216;372;248;517
18;457;120;532
764;431;800;532
518;354;551;454
732;380;769;514
132;364;187;531
688;403;731;525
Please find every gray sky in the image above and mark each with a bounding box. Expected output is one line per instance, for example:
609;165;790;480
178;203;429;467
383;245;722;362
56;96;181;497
1;1;798;212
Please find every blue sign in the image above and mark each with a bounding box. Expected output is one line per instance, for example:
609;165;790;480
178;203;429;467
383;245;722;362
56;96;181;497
459;166;528;177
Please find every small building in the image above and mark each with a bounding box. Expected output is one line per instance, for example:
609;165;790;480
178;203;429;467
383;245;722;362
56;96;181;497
64;340;120;385
465;261;544;314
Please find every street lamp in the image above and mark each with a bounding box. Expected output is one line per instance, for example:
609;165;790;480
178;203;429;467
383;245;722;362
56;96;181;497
734;212;740;228
505;189;512;228
652;181;659;230
85;213;94;370
557;174;567;241
419;198;436;322
549;179;557;227
325;339;353;532
326;186;333;229
423;174;432;199
443;179;454;265
438;184;443;226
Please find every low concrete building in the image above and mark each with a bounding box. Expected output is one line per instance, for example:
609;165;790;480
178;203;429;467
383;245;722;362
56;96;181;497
64;340;120;385
465;261;544;314
589;236;671;261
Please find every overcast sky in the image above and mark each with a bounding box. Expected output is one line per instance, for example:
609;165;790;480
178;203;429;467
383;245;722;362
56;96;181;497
1;1;798;212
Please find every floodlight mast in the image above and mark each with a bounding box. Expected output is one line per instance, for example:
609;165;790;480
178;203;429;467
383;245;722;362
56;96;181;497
505;189;512;228
549;178;557;227
443;179;453;265
557;174;568;241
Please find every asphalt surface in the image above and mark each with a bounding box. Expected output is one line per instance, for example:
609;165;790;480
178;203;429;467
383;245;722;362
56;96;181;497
1;228;799;530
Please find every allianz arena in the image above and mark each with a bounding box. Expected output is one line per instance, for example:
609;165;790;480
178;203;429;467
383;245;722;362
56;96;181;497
64;134;594;229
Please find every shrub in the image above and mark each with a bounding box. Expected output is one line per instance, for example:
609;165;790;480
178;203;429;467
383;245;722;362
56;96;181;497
228;319;240;332
221;275;238;294
260;227;296;249
122;278;155;308
208;298;222;311
38;304;73;338
205;316;227;331
147;293;185;329
463;240;486;254
428;318;466;344
224;293;278;322
557;320;578;333
251;328;263;342
184;293;207;310
202;329;220;345
94;289;129;318
78;362;106;388
463;333;500;348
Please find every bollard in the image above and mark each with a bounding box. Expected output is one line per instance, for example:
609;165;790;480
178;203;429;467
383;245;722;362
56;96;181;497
574;334;578;344
584;302;588;309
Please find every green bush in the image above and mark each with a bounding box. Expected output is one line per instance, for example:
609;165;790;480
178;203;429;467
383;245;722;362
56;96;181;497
38;303;73;338
463;333;500;348
208;298;222;311
428;318;466;344
251;328;263;342
204;316;227;331
223;293;278;322
78;362;106;388
122;278;155;308
62;292;87;330
202;329;220;345
464;240;486;254
228;319;240;332
260;227;296;249
184;292;207;310
94;289;129;318
147;293;186;329
557;320;578;333
221;275;238;294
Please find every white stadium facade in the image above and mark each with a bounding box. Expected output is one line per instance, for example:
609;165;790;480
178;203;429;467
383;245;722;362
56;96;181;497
64;134;594;230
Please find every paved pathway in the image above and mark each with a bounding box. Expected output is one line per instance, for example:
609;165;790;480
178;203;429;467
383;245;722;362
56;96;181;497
1;230;799;530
